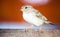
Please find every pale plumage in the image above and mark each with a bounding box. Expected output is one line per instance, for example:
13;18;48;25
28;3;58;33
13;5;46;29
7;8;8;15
21;5;52;26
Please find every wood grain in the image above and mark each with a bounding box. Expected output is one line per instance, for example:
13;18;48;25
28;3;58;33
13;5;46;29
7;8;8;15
0;29;60;37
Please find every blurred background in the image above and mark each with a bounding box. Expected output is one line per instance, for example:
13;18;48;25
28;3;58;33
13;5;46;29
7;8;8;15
0;1;60;37
0;0;60;25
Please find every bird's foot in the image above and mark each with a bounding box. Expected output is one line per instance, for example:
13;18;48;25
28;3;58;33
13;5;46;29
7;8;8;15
39;27;43;33
25;26;32;31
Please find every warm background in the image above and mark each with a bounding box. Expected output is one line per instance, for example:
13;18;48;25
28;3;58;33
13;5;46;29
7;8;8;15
0;0;60;25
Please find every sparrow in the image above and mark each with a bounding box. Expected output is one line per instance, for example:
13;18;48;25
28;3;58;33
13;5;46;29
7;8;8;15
21;5;53;30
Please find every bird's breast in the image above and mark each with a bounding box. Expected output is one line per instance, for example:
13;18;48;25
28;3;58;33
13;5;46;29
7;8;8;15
23;13;44;26
23;13;35;22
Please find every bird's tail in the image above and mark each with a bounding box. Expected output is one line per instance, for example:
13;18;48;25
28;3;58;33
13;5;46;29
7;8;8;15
45;21;55;25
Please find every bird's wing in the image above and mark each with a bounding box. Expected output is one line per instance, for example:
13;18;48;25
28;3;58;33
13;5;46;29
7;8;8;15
33;10;48;21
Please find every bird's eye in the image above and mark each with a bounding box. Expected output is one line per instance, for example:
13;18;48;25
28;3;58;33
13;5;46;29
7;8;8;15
25;7;28;9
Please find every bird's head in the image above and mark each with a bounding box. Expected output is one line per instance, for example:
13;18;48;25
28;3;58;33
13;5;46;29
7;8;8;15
21;5;34;12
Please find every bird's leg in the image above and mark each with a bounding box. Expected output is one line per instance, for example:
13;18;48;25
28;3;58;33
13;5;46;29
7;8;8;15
25;25;33;31
25;26;31;30
39;26;43;33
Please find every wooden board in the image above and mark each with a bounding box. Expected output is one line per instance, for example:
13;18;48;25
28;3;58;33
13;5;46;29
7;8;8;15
0;29;60;37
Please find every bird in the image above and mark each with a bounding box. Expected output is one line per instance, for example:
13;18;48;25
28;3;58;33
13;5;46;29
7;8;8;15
21;5;53;30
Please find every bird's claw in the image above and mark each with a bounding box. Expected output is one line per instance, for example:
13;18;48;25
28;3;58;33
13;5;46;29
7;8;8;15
25;27;31;31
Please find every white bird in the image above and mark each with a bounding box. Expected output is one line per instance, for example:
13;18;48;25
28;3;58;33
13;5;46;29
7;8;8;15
21;5;53;30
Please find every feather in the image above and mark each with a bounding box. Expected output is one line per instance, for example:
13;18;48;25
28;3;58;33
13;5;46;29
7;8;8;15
33;9;48;21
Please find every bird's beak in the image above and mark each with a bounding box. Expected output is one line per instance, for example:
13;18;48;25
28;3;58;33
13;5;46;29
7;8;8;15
21;9;23;11
21;8;26;12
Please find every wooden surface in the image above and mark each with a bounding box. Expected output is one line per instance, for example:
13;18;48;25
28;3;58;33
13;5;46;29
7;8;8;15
0;29;60;37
